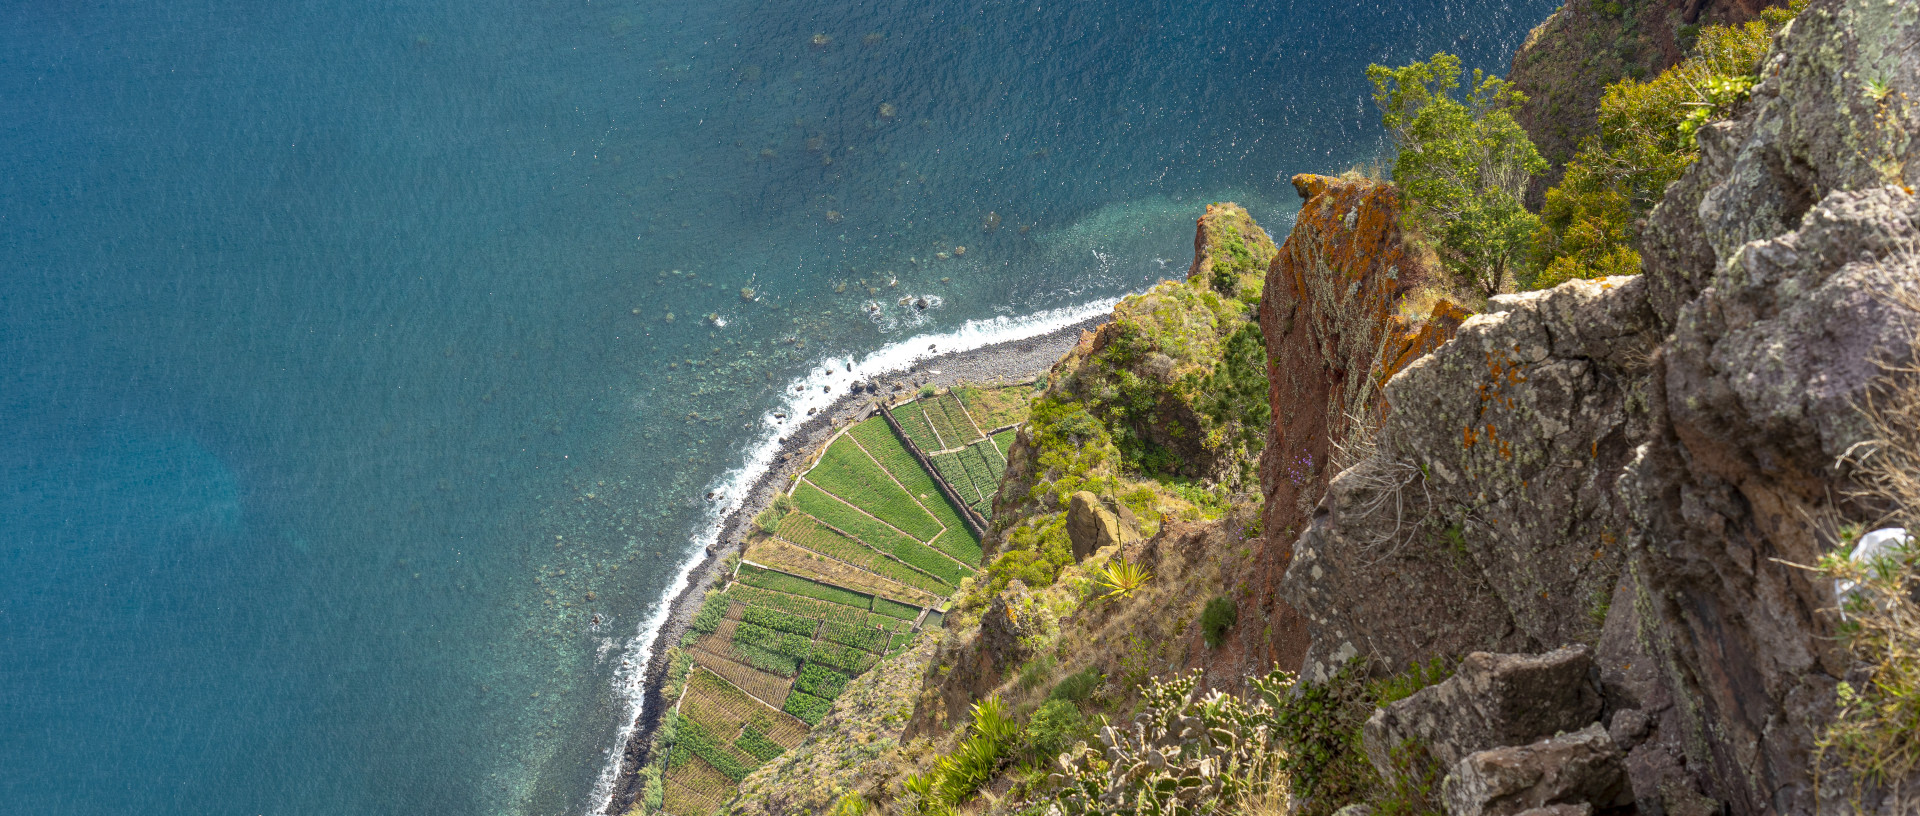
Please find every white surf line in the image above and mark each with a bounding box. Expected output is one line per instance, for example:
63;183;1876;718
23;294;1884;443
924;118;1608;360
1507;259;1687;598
584;296;1120;815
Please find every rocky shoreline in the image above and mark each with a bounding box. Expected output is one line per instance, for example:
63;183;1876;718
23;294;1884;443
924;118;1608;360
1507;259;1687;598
604;312;1108;813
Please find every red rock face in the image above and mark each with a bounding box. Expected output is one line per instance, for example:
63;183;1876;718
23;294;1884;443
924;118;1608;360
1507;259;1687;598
1246;174;1466;670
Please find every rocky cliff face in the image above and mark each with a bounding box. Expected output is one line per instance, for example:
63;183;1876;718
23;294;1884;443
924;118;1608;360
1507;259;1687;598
1247;174;1469;672
1509;0;1784;186
1284;1;1920;812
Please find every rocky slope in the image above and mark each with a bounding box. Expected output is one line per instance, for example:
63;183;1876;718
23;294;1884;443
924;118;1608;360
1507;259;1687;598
1285;0;1920;812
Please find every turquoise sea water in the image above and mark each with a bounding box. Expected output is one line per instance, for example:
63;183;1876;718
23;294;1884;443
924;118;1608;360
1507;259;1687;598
0;0;1555;813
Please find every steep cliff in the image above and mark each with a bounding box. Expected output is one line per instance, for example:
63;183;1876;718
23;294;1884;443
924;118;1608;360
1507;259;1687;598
1285;1;1920;813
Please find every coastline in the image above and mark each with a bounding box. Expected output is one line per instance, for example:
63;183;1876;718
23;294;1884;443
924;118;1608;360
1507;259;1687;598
602;312;1107;813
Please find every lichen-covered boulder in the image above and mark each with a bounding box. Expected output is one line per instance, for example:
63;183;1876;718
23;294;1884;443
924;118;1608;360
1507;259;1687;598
1364;646;1604;774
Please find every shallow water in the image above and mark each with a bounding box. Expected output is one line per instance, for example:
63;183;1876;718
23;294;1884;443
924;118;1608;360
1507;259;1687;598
0;0;1554;813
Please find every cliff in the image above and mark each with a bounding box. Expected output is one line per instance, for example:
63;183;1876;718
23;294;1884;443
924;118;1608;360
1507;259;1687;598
1286;1;1920;812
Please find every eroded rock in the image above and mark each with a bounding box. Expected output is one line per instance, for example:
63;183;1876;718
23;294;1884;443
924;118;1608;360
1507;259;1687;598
1441;725;1631;816
1066;491;1138;562
1365;646;1605;773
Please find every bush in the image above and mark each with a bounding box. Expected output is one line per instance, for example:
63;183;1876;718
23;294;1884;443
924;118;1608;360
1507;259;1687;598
1024;698;1088;760
1201;596;1238;648
1050;666;1104;704
1369;52;1546;296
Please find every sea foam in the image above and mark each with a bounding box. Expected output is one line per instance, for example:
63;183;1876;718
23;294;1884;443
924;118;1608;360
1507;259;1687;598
585;296;1119;814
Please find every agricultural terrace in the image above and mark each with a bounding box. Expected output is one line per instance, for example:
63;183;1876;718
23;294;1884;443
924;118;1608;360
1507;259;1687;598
656;384;1033;815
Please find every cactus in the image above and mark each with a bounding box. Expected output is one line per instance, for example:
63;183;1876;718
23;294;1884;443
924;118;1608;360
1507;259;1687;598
1043;669;1294;815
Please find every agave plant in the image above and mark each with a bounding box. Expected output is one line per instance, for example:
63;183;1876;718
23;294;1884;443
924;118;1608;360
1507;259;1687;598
906;695;1020;814
1093;559;1153;602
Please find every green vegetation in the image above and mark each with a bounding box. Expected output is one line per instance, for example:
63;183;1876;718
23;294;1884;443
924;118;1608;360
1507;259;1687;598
735;727;786;763
820;619;889;652
894;401;944;451
928;527;984;567
991;428;1017;458
728;639;801;677
1369;52;1546;296
795;664;851;699
1528;3;1803;288
1200;321;1271;469
775;513;959;595
736;563;873;609
1044;670;1291;816
872;596;922;621
1271;657;1454;816
1092;558;1153;601
1201;596;1238;648
674;715;760;782
903;697;1021;813
808;639;880;674
739;605;818;637
1049;666;1103;704
688;589;728;636
727;584;871;625
1023;698;1091;761
783;689;834;725
806;437;945;540
850;418;975;535
793;481;929;554
732;621;814;659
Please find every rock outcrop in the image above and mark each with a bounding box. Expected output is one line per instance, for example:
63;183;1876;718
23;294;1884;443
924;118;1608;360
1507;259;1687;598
1248;174;1469;673
1442;724;1632;816
1284;1;1920;813
1065;491;1138;562
1364;646;1604;773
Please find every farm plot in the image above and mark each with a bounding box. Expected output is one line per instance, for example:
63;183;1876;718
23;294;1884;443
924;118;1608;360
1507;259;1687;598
956;384;1033;431
664;755;733;816
850;419;976;537
923;395;973;450
735;562;871;609
694;619;799;677
891;401;944;451
773;513;955;596
929;452;981;505
991;428;1017;457
744;538;938;607
792;483;928;557
803;437;942;540
725;584;869;625
691;649;792;707
928;527;984;566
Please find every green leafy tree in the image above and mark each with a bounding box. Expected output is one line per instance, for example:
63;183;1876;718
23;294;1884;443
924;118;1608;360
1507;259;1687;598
1369;53;1547;296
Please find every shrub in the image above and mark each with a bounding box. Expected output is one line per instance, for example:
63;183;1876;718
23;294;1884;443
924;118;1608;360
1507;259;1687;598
1044;670;1292;815
1092;558;1152;601
903;697;1019;813
1201;596;1238;648
1024;698;1088;760
1049;666;1103;704
688;590;728;635
1368;52;1546;296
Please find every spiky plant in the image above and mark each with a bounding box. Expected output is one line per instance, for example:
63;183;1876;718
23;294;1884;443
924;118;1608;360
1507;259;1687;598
1093;559;1153;602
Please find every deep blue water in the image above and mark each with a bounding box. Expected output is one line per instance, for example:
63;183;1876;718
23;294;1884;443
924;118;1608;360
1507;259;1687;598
0;0;1554;813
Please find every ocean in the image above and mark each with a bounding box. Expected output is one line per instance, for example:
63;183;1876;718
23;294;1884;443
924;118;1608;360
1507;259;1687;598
0;0;1554;813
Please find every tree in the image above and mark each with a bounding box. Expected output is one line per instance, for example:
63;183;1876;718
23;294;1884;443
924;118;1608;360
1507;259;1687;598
1368;53;1547;296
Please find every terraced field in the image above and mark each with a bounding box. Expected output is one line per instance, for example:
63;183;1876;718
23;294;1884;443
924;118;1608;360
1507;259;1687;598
657;384;1033;815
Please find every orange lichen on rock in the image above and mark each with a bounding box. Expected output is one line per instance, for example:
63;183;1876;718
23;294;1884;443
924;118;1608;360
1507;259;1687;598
1253;173;1467;601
